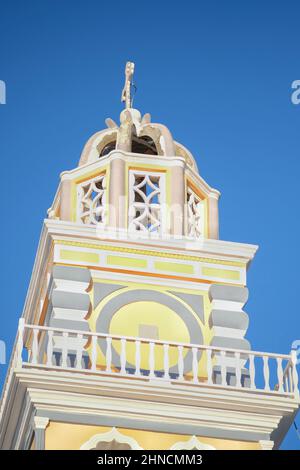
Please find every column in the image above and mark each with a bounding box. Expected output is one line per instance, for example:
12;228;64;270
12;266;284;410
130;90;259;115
60;174;72;221
108;154;126;229
208;192;220;239
170;162;185;237
33;416;49;450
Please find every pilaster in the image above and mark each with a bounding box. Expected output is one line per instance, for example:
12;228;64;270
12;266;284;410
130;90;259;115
33;416;49;450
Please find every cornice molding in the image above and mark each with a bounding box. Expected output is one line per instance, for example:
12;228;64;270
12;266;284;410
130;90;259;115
0;368;297;449
45;219;258;261
21;219;257;324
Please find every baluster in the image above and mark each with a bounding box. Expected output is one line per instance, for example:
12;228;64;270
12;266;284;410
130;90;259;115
46;330;54;367
91;335;97;371
249;354;256;390
276;357;284;393
177;345;184;381
75;333;83;370
61;331;68;368
106;336;112;373
149;342;155;378
39;330;46;364
32;328;39;365
235;351;241;388
192;347;199;383
206;349;213;385
163;343;170;380
120;338;126;374
288;364;293;392
135;340;141;377
17;319;25;367
291;350;300;398
220;350;227;386
283;374;288;393
263;355;270;391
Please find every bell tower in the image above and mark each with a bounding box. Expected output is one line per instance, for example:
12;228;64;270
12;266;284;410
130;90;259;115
0;62;299;451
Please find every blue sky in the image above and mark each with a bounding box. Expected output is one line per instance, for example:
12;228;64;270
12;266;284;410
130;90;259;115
0;0;299;449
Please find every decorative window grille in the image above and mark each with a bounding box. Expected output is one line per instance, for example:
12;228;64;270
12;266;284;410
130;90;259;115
77;174;106;225
187;187;204;238
128;171;165;234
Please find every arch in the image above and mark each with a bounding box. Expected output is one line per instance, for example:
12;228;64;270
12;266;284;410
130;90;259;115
79;128;118;166
139;123;175;156
80;427;143;450
170;435;216;450
95;289;203;375
174;141;199;172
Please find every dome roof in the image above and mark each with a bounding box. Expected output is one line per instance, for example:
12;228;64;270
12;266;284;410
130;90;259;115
79;108;199;173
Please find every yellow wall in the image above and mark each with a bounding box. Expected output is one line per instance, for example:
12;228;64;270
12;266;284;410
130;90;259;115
87;278;212;378
45;422;260;450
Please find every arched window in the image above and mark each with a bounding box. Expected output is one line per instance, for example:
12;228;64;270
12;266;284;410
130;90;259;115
131;135;157;155
99;141;116;157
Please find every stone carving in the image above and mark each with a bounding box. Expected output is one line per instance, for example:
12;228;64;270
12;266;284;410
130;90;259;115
121;61;135;109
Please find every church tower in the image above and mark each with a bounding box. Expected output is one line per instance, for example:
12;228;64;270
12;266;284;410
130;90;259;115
0;63;299;450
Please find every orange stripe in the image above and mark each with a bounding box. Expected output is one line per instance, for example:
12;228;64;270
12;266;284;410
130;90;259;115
55;262;244;287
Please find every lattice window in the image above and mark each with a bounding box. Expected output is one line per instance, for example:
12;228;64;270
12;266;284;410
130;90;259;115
128;171;165;234
77;174;106;225
187;187;204;238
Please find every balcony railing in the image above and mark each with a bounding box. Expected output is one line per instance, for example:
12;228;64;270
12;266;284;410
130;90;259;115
7;320;300;399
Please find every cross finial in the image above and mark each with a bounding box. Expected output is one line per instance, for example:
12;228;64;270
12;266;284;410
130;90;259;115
121;61;135;109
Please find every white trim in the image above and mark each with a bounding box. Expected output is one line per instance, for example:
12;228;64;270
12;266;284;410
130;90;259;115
34;416;49;430
170;435;215;450
80;427;143;450
1;368;299;449
259;439;274;450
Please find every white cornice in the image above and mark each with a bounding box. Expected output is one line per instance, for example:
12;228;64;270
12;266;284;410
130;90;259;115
45;219;258;262
59;148;220;199
60;150;187;181
0;369;298;449
20;219;258;324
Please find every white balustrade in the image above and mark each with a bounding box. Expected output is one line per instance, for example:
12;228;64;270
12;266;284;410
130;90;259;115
177;345;184;380
106;336;112;373
32;328;39;365
291;350;299;398
276;357;284;393
76;333;83;370
220;350;227;386
206;349;213;385
91;335;97;371
263;355;270;391
11;322;299;399
163;343;170;380
134;340;141;377
192;347;199;383
120;338;126;374
149;342;155;378
61;332;68;368
235;352;241;388
46;329;53;367
249;353;256;390
288;365;293;392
